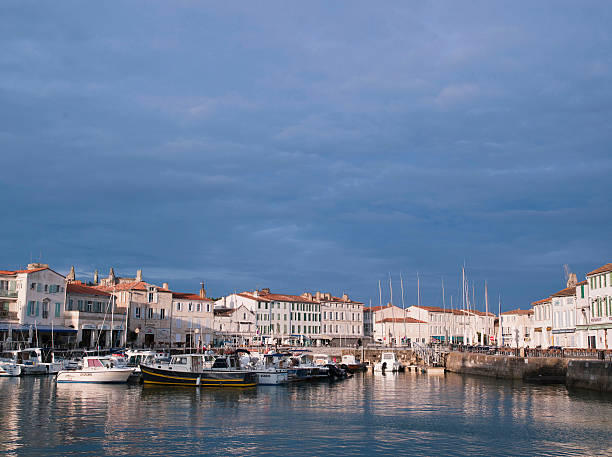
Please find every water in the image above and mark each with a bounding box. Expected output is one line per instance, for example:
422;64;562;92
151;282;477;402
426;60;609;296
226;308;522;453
1;373;612;456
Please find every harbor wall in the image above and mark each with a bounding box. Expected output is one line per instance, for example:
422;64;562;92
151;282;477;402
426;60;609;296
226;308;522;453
445;352;568;381
566;360;612;392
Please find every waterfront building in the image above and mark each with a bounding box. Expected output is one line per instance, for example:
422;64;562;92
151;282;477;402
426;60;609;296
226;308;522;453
95;270;172;348
499;309;533;348
549;283;579;348
363;306;374;338
531;298;552;348
308;292;363;346
460;309;497;345
171;283;214;348
373;316;428;346
213;305;256;346
583;263;612;349
0;263;74;348
215;289;322;345
65;281;126;348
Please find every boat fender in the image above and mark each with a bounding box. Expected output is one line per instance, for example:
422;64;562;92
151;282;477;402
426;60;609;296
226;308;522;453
196;376;201;386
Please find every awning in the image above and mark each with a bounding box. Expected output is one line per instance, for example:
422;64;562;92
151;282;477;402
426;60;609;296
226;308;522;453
34;325;77;333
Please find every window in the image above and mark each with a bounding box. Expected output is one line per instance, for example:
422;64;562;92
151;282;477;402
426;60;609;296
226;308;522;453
197;303;201;312
177;303;182;311
148;292;154;303
30;282;36;290
160;309;166;319
148;308;154;319
176;318;182;328
135;307;141;318
188;303;193;312
206;304;210;312
86;301;93;312
77;300;84;311
42;302;49;319
36;283;41;292
55;302;61;317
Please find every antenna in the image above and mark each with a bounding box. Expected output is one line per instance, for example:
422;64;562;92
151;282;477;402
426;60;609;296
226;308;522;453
563;264;571;285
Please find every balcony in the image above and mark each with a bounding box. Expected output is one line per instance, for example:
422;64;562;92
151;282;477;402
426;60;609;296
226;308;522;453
0;289;18;299
0;310;18;320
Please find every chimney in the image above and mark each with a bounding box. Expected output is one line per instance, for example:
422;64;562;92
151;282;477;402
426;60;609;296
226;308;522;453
567;273;577;288
27;263;49;270
253;289;259;297
162;282;169;290
261;288;270;295
342;293;349;302
315;291;321;300
93;269;99;285
108;267;115;282
199;282;207;299
136;269;143;282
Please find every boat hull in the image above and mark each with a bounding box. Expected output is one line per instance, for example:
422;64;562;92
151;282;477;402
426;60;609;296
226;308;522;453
56;368;134;383
140;365;257;387
255;370;288;385
0;363;21;377
22;363;63;375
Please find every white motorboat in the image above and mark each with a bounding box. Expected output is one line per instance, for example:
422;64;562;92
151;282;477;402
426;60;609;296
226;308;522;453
373;352;404;372
0;359;21;376
247;353;289;385
56;356;134;383
11;348;63;375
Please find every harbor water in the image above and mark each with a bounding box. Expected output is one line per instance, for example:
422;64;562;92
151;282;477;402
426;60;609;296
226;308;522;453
1;372;611;456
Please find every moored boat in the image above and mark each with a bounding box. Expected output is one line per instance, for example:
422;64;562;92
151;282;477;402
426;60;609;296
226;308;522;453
140;353;257;387
56;356;134;383
0;359;21;376
341;354;367;373
373;352;404;372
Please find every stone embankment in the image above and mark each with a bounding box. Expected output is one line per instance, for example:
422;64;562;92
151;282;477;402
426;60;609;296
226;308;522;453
309;347;422;366
445;352;612;393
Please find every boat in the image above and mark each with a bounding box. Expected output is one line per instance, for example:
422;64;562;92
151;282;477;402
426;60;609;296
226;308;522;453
340;354;367;373
0;358;21;376
56;356;135;383
11;348;63;375
373;352;404;372
246;353;289;385
140;353;257;387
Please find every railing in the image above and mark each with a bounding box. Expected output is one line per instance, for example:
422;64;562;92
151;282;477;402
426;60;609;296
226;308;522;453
0;289;17;298
451;344;612;360
0;311;18;319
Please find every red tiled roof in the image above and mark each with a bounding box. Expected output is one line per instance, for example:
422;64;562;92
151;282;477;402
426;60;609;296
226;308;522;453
363;305;392;312
67;283;111;297
587;263;612;276
532;297;551;305
239;291;318;304
0;267;48;275
501;309;533;316
214;308;237;317
551;286;576;297
577;280;587;286
95;281;171;293
172;292;211;301
413;305;464;316
380;317;426;324
321;296;364;305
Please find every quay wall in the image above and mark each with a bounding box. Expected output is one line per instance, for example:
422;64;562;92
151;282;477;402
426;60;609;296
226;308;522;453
445;352;568;381
566;360;612;392
298;347;422;366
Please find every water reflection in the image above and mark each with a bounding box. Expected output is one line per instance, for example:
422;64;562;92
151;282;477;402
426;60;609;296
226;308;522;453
1;373;611;456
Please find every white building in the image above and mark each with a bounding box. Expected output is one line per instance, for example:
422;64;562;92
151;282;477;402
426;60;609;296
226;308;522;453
309;292;363;346
373;316;428;346
171;284;214;348
583;263;612;349
531;297;552;348
550;284;579;348
0;263;74;348
65;281;126;348
499;309;533;348
216;289;322;345
213;305;256;346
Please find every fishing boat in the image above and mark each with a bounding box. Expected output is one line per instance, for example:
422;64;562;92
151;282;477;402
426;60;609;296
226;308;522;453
245;353;289;385
340;354;367;373
56;356;135;383
373;352;404;372
140;353;257;387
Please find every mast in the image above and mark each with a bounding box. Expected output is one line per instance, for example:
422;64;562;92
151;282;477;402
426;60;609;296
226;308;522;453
400;273;407;346
389;274;395;347
462;266;466;344
498;294;501;346
51;319;54;350
378;280;382;308
442;277;446;344
485;281;489;344
110;290;115;348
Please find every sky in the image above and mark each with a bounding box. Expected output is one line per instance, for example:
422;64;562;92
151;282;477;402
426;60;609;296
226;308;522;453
1;2;611;311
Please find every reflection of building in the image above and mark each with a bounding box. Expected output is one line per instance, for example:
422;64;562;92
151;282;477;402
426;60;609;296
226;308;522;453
65;282;126;348
171;284;214;348
0;263;74;348
213;305;256;346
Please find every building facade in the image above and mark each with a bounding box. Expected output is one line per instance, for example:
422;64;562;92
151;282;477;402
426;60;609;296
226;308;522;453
309;292;363;346
499;309;533;348
171;284;214;348
583;263;612;349
213;305;256;346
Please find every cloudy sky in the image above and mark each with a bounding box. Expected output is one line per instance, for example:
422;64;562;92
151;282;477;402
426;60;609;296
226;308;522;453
1;2;611;310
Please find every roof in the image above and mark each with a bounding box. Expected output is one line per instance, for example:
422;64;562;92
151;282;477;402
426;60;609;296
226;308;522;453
95;281;171;293
320;295;364;305
551;286;576;297
412;305;464;316
587;263;612;276
577;280;587;286
172;292;211;301
0;267;49;275
532;297;551;305
380;317;426;324
239;291;318;304
67;283;111;297
501;309;533;316
363;305;392;312
214;308;237;317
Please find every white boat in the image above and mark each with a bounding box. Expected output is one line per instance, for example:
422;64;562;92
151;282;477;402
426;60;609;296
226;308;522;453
56;356;134;383
374;352;404;372
11;348;63;375
249;353;289;385
0;360;21;376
